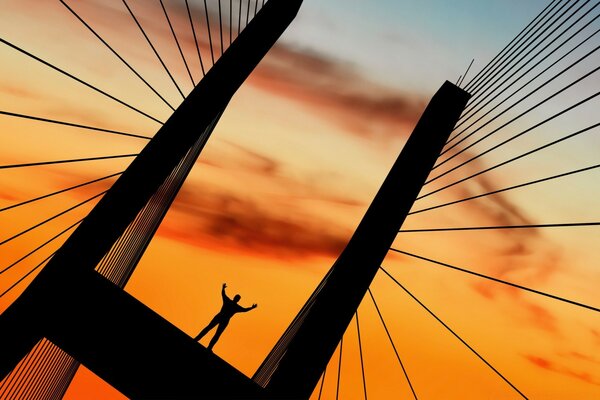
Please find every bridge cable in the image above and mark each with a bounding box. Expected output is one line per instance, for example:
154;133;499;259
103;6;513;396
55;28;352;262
440;111;600;191
0;326;75;400
378;266;529;399
446;22;600;149
59;0;176;112
431;66;600;184
0;340;46;394
2;30;148;398
0;340;41;393
0;37;164;125
28;346;68;400
2;338;70;398
218;0;224;56
59;360;80;400
420;88;600;198
0;190;107;247
387;250;600;314
238;0;243;35
447;7;600;148
185;0;206;77
253;267;338;385
457;59;474;88
24;344;57;400
48;356;77;400
11;339;52;398
464;0;570;98
203;0;216;65
317;365;327;400
107;119;213;284
41;358;61;400
0;154;137;171
11;135;206;398
0;172;123;213
466;0;593;102
1;286;74;393
246;0;251;27
101;149;186;284
121;0;185;100
0;252;56;298
159;0;195;86
36;350;62;400
107;174;173;283
416;164;600;217
0;110;151;140
463;0;561;90
114;115;218;285
0;219;83;276
367;288;418;400
455;1;599;135
99;149;185;282
98;114;218;285
336;335;343;400
48;351;77;400
465;0;578;97
399;222;600;233
414;126;600;209
355;311;368;400
32;343;69;400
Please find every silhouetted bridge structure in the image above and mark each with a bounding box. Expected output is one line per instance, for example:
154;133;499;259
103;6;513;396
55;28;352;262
1;0;599;398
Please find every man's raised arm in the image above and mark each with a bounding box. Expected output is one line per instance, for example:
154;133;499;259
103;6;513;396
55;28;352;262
221;283;229;301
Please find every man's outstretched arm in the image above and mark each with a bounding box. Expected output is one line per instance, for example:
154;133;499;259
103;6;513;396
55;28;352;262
241;303;258;312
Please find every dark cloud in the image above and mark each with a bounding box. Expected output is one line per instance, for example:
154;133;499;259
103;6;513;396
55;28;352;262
160;186;351;259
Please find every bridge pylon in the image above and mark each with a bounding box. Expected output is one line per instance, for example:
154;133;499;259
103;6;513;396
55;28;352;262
255;81;471;399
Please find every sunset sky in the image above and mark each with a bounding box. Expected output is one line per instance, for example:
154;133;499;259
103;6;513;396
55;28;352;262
0;0;599;399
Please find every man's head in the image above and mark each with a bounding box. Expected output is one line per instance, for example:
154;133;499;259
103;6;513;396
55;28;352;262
234;294;241;303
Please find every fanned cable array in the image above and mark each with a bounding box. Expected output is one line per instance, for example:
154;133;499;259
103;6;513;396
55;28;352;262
307;0;599;398
0;0;269;398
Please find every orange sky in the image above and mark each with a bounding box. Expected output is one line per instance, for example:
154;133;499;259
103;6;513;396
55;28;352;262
0;0;599;399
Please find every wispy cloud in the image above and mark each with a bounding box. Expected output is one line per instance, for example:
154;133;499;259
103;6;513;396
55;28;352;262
427;149;565;334
561;351;600;366
251;45;427;140
524;353;600;386
0;83;40;101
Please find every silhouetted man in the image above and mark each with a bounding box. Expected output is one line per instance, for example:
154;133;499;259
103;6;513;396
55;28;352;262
195;283;257;351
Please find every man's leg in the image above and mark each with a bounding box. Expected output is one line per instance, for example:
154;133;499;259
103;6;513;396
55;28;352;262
194;316;219;341
207;320;229;351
